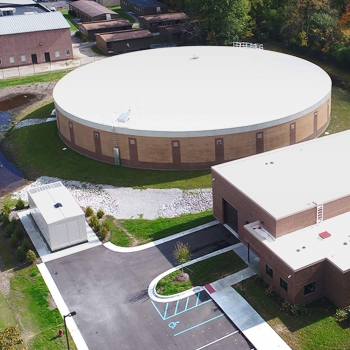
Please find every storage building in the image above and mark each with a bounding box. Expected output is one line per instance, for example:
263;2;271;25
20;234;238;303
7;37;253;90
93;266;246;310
28;182;87;251
69;1;118;22
139;12;188;32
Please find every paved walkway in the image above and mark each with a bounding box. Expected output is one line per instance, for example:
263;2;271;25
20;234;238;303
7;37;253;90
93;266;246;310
19;214;291;350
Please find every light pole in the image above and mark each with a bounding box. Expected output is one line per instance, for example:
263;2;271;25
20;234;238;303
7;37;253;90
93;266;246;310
63;311;76;350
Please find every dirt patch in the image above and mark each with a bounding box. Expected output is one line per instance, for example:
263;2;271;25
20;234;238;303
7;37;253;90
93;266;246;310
0;270;14;296
0;82;55;119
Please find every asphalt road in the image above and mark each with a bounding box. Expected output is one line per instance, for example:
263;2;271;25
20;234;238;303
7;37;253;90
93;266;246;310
46;225;251;349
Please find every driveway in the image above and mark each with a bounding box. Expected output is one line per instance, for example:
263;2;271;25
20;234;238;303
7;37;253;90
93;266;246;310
45;225;251;349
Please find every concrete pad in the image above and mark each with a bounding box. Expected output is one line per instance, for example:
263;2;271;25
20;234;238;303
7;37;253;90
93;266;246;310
210;279;230;291
224;267;256;285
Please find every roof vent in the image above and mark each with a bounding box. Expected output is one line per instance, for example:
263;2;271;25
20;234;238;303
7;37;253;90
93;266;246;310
319;231;331;239
117;110;130;123
192;54;199;59
54;203;62;208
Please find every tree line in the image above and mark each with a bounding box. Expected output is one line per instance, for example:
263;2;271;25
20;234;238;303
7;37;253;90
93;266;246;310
164;0;350;68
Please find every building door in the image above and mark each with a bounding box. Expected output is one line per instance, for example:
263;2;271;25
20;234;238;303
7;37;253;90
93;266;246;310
44;52;51;63
223;200;238;233
31;54;38;64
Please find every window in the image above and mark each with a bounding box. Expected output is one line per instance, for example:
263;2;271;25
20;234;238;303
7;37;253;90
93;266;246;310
172;141;179;147
55;51;60;58
94;132;99;138
66;50;71;56
257;133;262;139
69;122;73;128
216;139;222;145
266;264;273;279
21;55;26;62
9;56;15;63
130;139;135;145
304;281;315;295
280;277;288;292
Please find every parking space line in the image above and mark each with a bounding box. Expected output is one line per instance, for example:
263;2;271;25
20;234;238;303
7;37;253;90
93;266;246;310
174;314;224;337
151;293;213;321
194;331;239;349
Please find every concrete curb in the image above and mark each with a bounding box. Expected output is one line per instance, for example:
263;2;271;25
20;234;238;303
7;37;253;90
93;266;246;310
104;220;219;253
148;243;242;302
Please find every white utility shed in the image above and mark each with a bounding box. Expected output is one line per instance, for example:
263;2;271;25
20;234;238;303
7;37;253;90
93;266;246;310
27;181;87;251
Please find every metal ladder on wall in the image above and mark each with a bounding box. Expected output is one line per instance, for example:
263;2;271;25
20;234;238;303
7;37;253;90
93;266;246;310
112;126;120;165
316;203;323;224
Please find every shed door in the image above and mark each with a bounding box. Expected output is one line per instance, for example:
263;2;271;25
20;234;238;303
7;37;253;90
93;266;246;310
223;200;238;233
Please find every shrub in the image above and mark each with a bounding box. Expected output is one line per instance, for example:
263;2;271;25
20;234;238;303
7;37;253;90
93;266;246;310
22;239;31;253
265;286;275;297
5;225;14;238
26;250;37;264
99;226;108;240
97;209;105;219
16;247;26;261
335;309;348;322
15;199;25;210
14;226;24;240
1;214;10;227
10;234;19;248
1;204;11;216
93;221;100;233
85;206;94;217
101;219;112;231
89;214;98;226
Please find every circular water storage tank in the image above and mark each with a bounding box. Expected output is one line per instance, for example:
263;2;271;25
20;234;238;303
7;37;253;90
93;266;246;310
53;46;332;170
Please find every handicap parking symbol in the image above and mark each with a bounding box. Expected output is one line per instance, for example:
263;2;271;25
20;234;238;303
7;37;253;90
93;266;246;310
168;321;179;330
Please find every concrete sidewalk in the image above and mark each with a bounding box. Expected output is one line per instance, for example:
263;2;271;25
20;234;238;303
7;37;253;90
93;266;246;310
205;277;291;350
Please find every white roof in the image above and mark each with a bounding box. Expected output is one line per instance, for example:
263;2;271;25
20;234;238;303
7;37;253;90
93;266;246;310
247;212;350;272
0;0;35;5
53;46;331;137
213;130;350;219
0;11;69;35
28;182;84;225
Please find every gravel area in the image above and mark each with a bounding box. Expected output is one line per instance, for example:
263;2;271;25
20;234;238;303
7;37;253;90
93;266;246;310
12;176;213;219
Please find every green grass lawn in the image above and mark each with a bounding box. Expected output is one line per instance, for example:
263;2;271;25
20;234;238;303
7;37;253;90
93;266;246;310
108;6;135;23
322;87;350;135
1;121;211;189
109;210;214;246
233;277;350;350
0;265;76;350
157;251;247;295
60;9;79;31
0;71;69;89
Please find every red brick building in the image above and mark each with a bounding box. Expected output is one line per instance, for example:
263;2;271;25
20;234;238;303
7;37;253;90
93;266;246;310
0;11;73;68
212;130;350;308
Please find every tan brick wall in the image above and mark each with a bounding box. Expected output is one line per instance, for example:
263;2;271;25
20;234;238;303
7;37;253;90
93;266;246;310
73;122;95;153
56;98;330;169
181;137;215;163
295;112;314;142
56;110;71;142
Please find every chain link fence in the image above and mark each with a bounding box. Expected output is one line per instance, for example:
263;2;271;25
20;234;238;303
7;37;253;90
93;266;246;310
0;55;105;80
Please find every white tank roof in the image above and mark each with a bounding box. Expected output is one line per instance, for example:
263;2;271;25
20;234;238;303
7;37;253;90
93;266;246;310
53;46;332;137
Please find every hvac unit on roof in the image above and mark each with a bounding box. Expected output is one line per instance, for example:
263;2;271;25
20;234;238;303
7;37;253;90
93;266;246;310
0;7;16;16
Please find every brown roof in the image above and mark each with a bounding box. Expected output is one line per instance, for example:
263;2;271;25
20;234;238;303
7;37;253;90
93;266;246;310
96;29;152;42
139;12;188;23
80;19;131;30
70;1;116;17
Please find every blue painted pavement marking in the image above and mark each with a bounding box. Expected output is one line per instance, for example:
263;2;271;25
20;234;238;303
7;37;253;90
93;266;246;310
168;321;179;329
174;314;225;337
151;293;212;321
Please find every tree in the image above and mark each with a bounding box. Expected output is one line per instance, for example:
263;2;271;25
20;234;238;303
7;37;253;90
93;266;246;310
0;325;24;350
173;241;192;273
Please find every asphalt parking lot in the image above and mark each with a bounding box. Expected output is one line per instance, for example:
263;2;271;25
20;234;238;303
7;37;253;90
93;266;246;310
45;225;252;349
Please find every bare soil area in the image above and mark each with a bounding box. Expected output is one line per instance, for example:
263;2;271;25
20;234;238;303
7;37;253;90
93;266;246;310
0;82;55;119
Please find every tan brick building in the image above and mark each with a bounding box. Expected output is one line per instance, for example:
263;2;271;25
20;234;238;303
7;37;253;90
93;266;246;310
212;130;350;308
53;46;332;170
